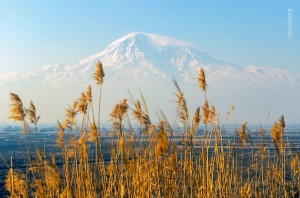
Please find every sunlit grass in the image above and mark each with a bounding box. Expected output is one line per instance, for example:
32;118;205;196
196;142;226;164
5;61;300;197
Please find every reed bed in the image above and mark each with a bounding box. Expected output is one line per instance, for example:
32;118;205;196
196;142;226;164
4;61;300;197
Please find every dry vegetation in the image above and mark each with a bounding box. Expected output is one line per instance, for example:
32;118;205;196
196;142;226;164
4;61;300;197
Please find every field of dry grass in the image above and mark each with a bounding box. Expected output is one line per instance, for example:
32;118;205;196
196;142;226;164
4;61;300;197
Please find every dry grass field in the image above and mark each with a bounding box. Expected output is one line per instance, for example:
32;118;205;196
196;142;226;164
4;61;300;197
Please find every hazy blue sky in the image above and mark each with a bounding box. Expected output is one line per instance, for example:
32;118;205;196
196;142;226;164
0;0;299;72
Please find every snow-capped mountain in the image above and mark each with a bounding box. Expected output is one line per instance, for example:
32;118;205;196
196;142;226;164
1;32;299;87
1;32;299;124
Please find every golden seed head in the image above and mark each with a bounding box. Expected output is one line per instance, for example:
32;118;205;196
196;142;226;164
63;101;78;130
279;114;285;129
56;121;65;148
156;121;169;157
8;93;26;122
271;117;285;154
133;100;142;122
86;84;92;103
26;100;40;125
93;61;105;86
191;107;201;134
77;92;88;114
202;100;209;125
88;122;98;143
110;99;128;120
271;121;281;144
198;68;207;93
238;122;248;146
208;105;216;123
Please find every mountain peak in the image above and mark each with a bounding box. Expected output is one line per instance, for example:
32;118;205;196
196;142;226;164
109;32;195;49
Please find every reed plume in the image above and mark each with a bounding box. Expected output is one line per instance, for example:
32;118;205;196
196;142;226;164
133;100;142;123
77;93;88;114
191;107;201;135
86;84;92;103
179;97;189;126
110;99;128;134
291;152;299;175
198;68;207;93
88;122;98;143
208;105;216;124
278;114;285;129
271;116;285;154
8;93;26;122
156;121;169;157
159;110;174;136
63;100;78;130
93;61;105;86
237;122;248;147
56;121;65;148
94;61;105;134
132;100;151;134
26;100;40;125
202;100;209;125
173;79;189;130
110;99;128;121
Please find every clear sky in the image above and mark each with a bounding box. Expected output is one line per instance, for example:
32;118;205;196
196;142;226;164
0;0;299;73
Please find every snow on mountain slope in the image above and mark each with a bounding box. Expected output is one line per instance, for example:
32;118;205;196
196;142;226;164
1;32;299;87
